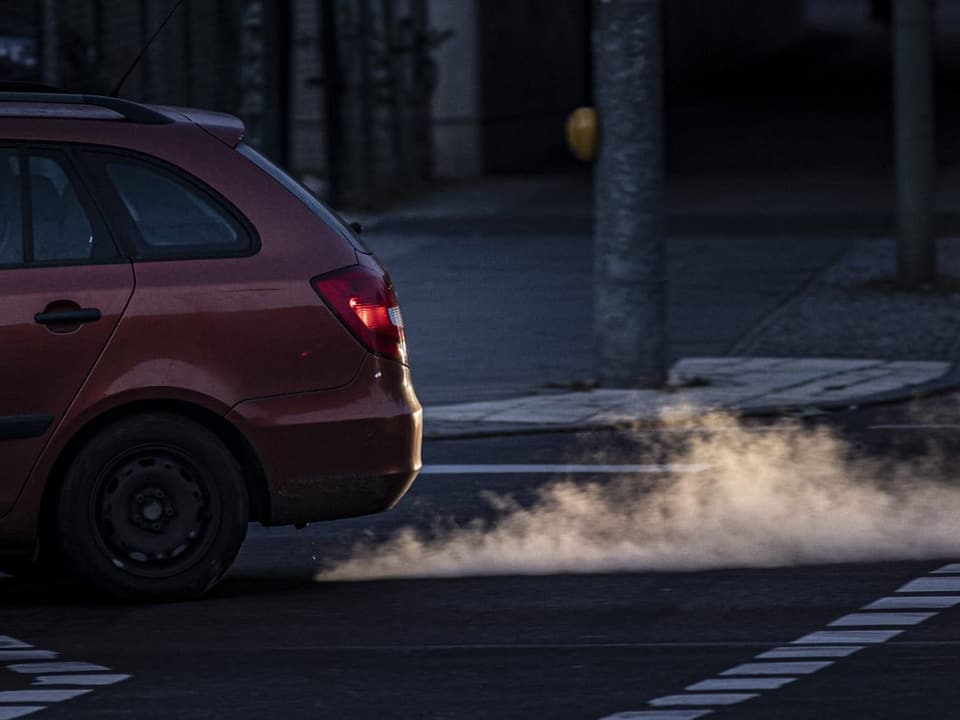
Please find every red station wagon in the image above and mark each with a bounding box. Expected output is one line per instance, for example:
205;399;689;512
0;90;422;599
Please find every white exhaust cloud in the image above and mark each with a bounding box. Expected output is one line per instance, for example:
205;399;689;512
317;414;960;582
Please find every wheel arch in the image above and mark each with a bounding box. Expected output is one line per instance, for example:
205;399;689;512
40;399;271;548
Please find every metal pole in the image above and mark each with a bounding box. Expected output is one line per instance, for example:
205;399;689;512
592;0;667;388
893;0;937;286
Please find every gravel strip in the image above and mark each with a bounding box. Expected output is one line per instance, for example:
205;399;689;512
732;238;960;361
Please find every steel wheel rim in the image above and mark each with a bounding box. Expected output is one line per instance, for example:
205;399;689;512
90;444;221;579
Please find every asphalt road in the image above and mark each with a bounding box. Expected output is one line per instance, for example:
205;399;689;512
3;396;960;719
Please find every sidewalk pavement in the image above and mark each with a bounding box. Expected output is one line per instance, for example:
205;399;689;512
424;358;953;438
357;174;960;438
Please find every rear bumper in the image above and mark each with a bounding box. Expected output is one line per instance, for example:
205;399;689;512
226;355;422;526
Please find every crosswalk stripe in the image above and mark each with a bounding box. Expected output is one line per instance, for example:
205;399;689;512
0;690;91;703
863;595;960;610
0;654;56;663
7;663;108;675
0;708;45;720
32;675;130;687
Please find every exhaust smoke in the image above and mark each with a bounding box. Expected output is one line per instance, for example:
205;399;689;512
317;414;960;582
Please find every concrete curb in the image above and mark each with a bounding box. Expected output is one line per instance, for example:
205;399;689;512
423;360;960;440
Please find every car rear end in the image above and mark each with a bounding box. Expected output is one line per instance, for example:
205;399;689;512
222;143;422;527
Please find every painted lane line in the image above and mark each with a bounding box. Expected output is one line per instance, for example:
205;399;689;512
599;566;960;719
649;694;757;707
790;629;903;644
756;645;865;659
6;663;109;675
897;577;960;593
32;675;130;687
599;712;713;720
687;678;795;691
828;612;935;627
0;709;44;720
0;690;91;703
931;563;960;574
419;464;712;475
0;642;28;652
0;655;56;663
720;661;832;676
863;595;960;610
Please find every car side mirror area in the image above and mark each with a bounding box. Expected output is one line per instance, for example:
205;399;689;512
349;221;363;235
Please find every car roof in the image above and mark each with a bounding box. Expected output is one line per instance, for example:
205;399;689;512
0;92;246;148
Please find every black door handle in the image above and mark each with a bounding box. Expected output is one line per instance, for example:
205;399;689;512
35;308;102;325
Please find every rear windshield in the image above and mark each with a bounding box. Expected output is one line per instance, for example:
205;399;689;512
237;144;370;254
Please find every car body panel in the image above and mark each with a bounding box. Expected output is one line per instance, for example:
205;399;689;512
0;263;135;515
226;354;422;525
93;259;369;403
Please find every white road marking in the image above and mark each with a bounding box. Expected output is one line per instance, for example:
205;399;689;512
897;577;960;592
7;663;108;675
32;675;130;687
419;464;712;475
756;645;864;659
720;661;832;676
0;709;44;720
828;612;935;627
687;678;795;691
0;635;130;717
599;712;714;720
600;565;960;719
863;595;960;610
790;629;903;644
650;694;757;706
0;654;56;663
0;690;91;703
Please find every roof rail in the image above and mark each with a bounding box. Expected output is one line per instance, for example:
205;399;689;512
0;92;173;125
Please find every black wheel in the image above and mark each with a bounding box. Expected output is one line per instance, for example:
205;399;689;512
57;414;248;600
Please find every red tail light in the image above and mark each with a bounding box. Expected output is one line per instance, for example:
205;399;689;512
312;266;408;364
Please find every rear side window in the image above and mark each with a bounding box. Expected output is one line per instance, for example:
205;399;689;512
91;154;253;259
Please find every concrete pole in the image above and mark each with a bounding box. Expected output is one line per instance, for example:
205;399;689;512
893;0;937;285
593;0;667;388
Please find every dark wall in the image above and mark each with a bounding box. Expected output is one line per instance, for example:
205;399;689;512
29;0;240;111
663;0;807;87
473;0;807;175
0;1;39;82
477;0;590;173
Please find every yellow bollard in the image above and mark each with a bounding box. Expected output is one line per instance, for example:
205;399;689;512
565;107;598;162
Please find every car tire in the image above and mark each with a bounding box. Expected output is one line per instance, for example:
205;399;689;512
57;413;248;601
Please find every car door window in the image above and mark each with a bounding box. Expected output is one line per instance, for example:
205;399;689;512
0;149;112;268
30;156;96;263
102;159;249;257
0;149;23;266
